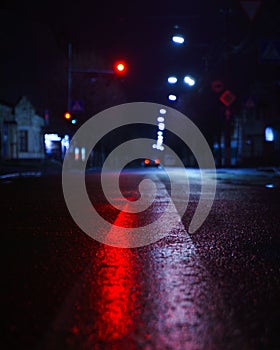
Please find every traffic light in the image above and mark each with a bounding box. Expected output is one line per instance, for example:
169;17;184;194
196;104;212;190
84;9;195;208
64;112;71;120
114;60;127;75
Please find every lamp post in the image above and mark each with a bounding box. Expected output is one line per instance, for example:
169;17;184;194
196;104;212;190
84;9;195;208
220;8;233;167
65;43;128;167
167;30;197;106
66;42;127;120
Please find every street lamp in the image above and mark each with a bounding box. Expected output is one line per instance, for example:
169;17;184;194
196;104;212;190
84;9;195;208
172;35;185;44
184;75;196;86
168;76;178;84
166;72;196;105
168;94;177;101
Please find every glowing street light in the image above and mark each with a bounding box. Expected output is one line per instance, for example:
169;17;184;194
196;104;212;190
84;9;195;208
158;122;165;130
168;76;178;84
172;35;185;44
184;75;196;86
168;94;177;101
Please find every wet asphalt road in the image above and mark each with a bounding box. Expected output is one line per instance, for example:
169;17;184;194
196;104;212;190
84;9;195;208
2;168;280;350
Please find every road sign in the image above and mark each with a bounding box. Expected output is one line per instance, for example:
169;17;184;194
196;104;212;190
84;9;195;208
220;90;236;107
240;1;261;20
245;96;256;108
71;100;84;113
259;40;280;63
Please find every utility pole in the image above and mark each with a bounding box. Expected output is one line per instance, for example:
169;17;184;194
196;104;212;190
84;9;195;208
221;8;233;167
65;43;127;166
67;43;72;113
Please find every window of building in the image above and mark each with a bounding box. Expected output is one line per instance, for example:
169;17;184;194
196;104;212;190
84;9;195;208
265;127;274;142
19;130;28;152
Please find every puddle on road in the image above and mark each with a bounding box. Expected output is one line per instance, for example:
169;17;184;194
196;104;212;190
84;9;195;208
0;171;42;183
218;178;278;189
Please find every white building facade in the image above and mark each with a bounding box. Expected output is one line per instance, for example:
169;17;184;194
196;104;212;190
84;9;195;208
0;96;45;160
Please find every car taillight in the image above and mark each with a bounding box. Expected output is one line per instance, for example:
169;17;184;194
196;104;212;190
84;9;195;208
144;159;150;165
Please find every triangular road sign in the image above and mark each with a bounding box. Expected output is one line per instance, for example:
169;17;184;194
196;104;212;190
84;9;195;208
245;96;255;108
71;100;84;112
262;41;280;61
240;1;261;20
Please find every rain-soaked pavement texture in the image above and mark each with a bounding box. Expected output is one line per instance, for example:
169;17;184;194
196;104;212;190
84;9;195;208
2;168;280;349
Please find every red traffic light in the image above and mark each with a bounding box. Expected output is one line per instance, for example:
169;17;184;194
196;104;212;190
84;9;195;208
64;112;71;120
114;61;127;75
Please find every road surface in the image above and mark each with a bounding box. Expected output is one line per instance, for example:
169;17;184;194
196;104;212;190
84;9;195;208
2;168;280;349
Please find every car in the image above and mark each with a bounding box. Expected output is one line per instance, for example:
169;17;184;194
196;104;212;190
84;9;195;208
142;158;161;168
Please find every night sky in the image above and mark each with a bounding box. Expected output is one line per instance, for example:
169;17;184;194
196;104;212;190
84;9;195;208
0;0;279;132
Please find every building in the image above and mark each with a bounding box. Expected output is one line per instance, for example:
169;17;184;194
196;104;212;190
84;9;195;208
0;96;45;160
211;81;280;168
234;84;280;167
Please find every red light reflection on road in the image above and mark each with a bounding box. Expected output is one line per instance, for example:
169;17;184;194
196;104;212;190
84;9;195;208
92;208;140;342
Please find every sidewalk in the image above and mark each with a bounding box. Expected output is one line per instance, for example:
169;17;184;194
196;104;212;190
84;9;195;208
1;160;279;180
0;159;62;179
